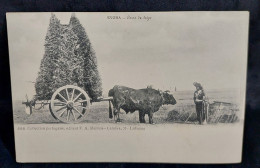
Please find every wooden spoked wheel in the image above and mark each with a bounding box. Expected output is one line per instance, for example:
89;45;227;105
49;85;90;123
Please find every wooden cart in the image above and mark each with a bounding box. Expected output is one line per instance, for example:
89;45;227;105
22;85;112;124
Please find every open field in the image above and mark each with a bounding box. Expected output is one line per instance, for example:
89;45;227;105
13;88;242;124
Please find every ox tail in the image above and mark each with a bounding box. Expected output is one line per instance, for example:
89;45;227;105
109;100;113;119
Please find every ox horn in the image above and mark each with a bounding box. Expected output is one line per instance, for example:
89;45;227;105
164;90;170;93
158;89;163;95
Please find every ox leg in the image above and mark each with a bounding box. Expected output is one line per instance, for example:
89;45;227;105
113;108;117;121
139;111;145;123
142;112;146;123
139;111;142;123
148;111;154;124
116;113;122;123
116;108;122;123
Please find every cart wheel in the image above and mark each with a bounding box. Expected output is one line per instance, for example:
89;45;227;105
50;85;90;123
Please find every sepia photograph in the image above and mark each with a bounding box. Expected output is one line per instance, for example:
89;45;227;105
7;12;248;163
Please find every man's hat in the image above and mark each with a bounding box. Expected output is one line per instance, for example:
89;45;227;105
193;82;202;88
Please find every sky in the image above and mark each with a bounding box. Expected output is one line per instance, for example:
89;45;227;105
6;12;248;100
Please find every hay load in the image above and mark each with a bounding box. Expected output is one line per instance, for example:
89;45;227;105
35;13;102;101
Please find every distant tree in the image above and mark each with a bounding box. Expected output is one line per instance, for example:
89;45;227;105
35;13;102;100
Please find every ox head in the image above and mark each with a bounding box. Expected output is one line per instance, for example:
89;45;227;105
162;91;176;105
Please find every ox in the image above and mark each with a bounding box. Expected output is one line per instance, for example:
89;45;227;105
108;85;177;124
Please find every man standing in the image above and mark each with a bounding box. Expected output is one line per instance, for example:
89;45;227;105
193;82;207;125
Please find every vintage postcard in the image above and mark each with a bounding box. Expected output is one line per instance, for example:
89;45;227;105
7;12;248;163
